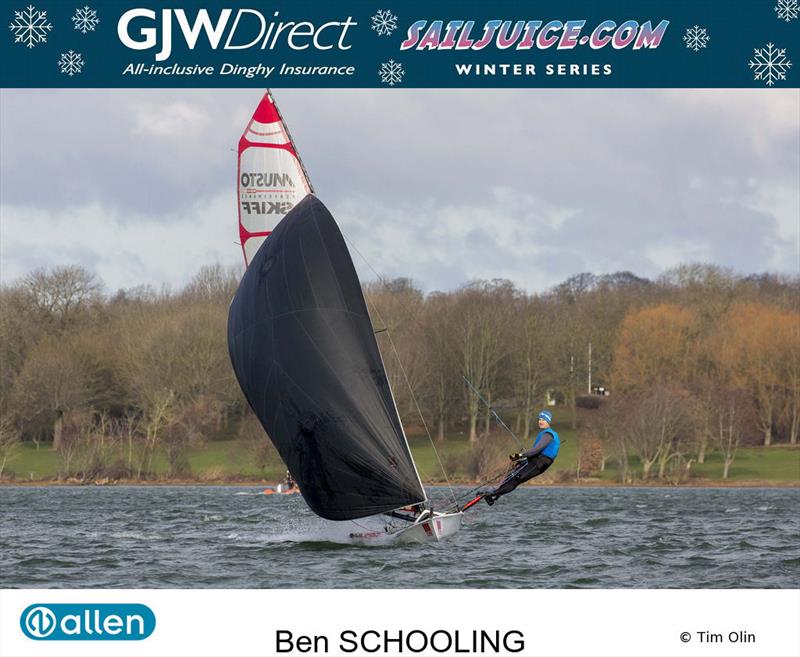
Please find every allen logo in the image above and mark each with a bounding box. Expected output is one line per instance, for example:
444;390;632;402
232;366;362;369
20;603;156;641
22;606;56;638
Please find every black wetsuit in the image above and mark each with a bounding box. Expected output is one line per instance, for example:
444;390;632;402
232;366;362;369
484;433;556;505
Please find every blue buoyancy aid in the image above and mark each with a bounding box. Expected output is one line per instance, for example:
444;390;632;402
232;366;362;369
533;428;560;459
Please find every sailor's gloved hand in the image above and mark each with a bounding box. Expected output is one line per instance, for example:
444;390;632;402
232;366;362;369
509;452;524;461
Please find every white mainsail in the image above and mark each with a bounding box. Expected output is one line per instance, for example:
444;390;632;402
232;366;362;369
237;91;313;266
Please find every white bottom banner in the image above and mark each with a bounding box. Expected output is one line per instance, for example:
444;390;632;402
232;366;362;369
1;589;798;657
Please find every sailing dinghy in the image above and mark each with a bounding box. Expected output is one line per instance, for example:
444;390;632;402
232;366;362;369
228;194;463;543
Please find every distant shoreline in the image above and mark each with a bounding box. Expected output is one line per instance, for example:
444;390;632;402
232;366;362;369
1;478;797;488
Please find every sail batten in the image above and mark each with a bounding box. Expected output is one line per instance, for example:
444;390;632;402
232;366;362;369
228;195;426;520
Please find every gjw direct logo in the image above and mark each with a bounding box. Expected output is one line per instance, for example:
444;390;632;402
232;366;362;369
20;603;155;641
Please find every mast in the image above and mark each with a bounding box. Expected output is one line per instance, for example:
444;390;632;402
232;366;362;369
267;90;314;195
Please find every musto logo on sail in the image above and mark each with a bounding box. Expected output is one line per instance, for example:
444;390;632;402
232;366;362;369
20;603;155;641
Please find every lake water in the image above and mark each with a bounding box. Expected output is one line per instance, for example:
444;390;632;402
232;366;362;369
1;486;798;588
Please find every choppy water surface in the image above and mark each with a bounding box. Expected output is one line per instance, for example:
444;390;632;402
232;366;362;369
1;486;798;588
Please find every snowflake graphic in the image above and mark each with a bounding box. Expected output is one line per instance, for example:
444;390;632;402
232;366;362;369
58;50;84;76
775;0;799;22
683;25;710;52
8;4;52;48
72;6;99;34
378;59;404;86
749;43;792;86
371;9;398;36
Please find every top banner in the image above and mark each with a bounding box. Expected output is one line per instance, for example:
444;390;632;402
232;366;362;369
2;1;798;87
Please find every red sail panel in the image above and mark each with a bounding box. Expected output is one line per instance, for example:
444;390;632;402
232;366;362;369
237;91;313;266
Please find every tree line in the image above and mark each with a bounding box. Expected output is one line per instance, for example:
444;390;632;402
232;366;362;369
0;262;797;482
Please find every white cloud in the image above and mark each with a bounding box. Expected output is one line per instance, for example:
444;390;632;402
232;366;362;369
1;89;798;292
664;89;800;160
334;189;592;292
644;241;713;272
132;101;211;137
746;181;800;271
0;194;242;292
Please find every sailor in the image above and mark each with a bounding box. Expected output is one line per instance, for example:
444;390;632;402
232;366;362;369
392;502;427;522
283;470;296;491
482;410;560;506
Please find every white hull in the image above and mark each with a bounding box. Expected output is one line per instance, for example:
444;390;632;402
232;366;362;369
392;511;463;544
348;510;463;545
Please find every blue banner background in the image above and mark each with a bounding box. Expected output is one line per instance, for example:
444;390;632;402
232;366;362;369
2;1;797;87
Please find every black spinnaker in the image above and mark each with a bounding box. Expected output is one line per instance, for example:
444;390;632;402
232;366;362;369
228;195;426;521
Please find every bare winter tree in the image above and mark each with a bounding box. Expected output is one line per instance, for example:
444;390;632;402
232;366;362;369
0;286;44;405
417;292;458;442
659;264;737;325
0;410;21;478
710;388;752;479
623;386;698;480
719;303;789;446
182;263;241;304
22;265;103;329
365;278;427;420
451;280;517;443
10;337;93;450
548;275;599;429
1;258;798;483
778;318;800;446
512;296;553;441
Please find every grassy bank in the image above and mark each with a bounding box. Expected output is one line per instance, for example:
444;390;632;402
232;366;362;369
3;427;798;486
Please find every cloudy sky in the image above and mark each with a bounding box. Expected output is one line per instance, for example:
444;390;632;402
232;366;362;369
1;89;797;294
